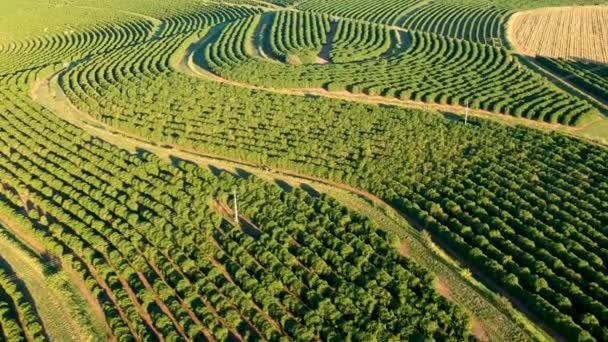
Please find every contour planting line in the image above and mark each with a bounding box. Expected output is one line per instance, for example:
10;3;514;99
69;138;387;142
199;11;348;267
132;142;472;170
30;58;550;342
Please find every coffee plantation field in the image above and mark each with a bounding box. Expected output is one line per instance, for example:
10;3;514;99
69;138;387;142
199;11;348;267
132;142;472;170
1;0;607;341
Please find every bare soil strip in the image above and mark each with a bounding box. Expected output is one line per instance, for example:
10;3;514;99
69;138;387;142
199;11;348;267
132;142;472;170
0;231;96;342
317;20;338;63
0;214;113;340
252;13;283;62
398;240;410;258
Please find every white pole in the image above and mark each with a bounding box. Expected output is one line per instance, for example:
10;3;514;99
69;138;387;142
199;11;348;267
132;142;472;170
233;189;238;223
465;99;469;126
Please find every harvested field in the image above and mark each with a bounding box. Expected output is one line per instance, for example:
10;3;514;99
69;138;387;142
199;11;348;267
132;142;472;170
508;6;608;64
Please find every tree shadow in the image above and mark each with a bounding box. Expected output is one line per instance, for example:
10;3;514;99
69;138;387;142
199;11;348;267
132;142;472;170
208;165;235;178
135;147;153;161
40;252;62;276
300;183;320;198
275;179;293;192
169;155;197;168
441;111;462;122
234;168;253;180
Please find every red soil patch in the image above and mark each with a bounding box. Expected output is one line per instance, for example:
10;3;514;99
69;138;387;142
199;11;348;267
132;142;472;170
435;277;454;301
398;240;410;257
472;317;490;342
435;277;488;341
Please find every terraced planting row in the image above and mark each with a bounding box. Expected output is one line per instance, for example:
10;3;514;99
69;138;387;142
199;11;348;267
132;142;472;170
0;2;149;42
398;2;508;45
0;17;153;75
330;19;393;63
268;11;331;63
0;1;265;76
60;19;608;340
262;11;395;64
203;14;599;126
151;3;264;38
296;0;422;25
2;70;474;340
2;1;608;341
535;57;608;102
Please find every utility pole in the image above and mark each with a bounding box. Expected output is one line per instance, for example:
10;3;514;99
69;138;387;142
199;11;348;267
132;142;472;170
233;189;239;223
464;99;469;126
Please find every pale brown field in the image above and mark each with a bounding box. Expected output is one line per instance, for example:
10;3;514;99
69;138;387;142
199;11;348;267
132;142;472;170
508;6;608;64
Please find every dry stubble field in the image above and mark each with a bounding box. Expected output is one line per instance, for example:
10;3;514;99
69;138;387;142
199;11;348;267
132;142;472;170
508;6;608;64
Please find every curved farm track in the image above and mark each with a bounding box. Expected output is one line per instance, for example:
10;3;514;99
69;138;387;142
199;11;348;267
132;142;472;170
0;1;603;341
25;39;557;340
181;28;608;147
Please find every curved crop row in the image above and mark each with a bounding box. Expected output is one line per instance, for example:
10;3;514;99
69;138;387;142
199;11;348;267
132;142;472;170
0;70;473;340
399;2;509;45
203;17;599;126
207;16;261;68
535;57;608;102
155;3;263;37
268;11;331;64
0;18;153;75
330;19;393;63
59;19;608;339
0;2;262;76
296;0;421;25
0;265;45;342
